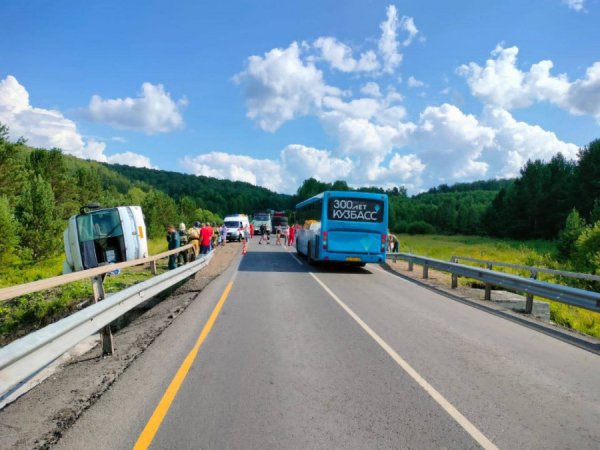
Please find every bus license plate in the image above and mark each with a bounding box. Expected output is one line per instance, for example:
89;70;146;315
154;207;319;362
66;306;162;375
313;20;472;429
346;257;361;262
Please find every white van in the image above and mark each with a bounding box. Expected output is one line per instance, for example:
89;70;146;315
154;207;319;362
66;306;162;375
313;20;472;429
223;214;250;242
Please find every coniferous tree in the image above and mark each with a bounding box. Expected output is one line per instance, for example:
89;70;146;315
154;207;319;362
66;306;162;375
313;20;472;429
0;196;19;263
16;175;62;259
557;209;585;260
575;139;600;221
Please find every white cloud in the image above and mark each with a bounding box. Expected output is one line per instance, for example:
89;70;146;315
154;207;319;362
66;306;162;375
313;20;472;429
409;103;578;184
84;82;186;134
234;42;341;132
360;82;382;97
280;144;353;185
377;6;419;74
458;45;600;121
378;5;403;74
400;16;419;47
181;143;423;194
413;104;495;182
181;152;286;192
563;0;585;11
313;37;379;73
481;106;579;177
0;75;108;161
407;76;425;88
562;62;600;119
107;151;156;169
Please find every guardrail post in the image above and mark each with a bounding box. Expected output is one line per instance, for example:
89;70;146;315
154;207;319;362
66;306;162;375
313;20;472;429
408;259;413;272
91;275;114;356
150;260;157;275
484;263;493;301
423;263;429;279
525;271;537;314
451;257;458;289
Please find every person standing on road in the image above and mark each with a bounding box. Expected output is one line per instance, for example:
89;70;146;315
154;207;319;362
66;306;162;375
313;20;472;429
166;225;179;270
219;223;227;246
287;223;295;246
200;222;212;254
259;223;269;244
188;221;200;260
211;223;219;249
177;222;188;266
249;223;254;238
275;225;282;245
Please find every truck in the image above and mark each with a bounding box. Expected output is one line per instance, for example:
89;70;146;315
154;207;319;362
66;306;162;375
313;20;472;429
271;212;289;238
63;204;148;273
252;211;272;235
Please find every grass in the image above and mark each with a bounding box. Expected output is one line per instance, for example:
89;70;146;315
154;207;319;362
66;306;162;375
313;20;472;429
394;234;600;338
0;238;170;344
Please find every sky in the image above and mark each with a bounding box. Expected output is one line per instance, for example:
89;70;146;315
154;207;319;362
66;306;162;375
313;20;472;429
1;0;599;194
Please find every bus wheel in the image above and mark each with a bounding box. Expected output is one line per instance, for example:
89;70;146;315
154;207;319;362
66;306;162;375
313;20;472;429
307;243;314;265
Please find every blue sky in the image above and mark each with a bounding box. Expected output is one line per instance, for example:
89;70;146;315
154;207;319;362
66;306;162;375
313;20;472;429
1;0;599;193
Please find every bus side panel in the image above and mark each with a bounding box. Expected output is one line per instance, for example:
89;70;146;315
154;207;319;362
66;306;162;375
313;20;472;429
327;230;381;254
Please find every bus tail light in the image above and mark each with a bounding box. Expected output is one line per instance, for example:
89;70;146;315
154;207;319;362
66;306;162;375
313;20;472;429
322;231;328;250
381;234;387;252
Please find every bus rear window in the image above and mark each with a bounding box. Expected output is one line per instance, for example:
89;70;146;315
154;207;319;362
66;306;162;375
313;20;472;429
327;198;384;223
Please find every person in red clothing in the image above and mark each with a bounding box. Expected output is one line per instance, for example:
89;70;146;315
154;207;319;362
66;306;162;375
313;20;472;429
249;223;254;238
287;223;295;246
200;222;213;254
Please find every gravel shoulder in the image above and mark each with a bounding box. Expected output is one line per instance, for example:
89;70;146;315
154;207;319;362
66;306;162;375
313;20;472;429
0;244;241;450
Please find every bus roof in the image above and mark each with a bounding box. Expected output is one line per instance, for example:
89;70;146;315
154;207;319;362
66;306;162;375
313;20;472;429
295;191;387;209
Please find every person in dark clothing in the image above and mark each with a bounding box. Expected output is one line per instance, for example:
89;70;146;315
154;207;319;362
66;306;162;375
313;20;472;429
166;225;180;270
177;223;188;266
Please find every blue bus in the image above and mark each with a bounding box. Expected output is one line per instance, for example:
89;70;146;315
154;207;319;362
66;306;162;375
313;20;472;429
295;191;388;266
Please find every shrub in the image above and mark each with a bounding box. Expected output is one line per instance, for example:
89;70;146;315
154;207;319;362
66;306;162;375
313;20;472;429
407;221;436;235
556;209;585;260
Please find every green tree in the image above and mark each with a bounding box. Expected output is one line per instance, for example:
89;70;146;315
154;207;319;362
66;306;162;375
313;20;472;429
0;139;29;204
126;187;147;205
296;178;331;202
29;149;77;218
331;180;350;191
575;139;600;221
0;122;9;142
142;190;179;238
75;167;102;207
556;209;585;260
572;220;600;275
16;175;62;259
178;196;197;225
0;196;19;263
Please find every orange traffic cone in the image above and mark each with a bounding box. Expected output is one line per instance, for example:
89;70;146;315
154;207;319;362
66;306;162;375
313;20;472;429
242;239;247;255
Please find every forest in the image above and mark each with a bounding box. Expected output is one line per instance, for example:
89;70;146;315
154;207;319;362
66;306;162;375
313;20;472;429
0;121;598;277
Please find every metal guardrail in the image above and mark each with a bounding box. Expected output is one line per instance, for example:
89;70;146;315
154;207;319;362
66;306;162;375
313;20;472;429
386;252;600;314
0;251;213;399
452;255;600;283
0;244;194;303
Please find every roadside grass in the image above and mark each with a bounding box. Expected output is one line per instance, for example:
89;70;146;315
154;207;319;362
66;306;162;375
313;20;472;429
394;234;600;339
0;239;170;344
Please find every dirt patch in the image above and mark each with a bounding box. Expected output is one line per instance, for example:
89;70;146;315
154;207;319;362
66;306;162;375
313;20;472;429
0;244;241;450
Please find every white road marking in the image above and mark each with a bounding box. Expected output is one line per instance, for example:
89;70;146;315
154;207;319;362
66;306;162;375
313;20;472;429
309;272;498;450
287;248;304;266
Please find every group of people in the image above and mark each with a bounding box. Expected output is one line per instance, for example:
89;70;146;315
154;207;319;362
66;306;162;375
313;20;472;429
166;222;218;270
258;224;296;246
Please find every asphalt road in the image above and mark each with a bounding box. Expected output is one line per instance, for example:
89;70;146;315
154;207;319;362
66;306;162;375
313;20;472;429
55;239;600;449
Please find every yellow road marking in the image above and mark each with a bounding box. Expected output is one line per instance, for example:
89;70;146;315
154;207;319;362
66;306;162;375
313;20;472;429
132;280;234;450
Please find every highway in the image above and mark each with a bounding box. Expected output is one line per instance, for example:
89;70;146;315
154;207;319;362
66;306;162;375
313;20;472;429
54;239;600;449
